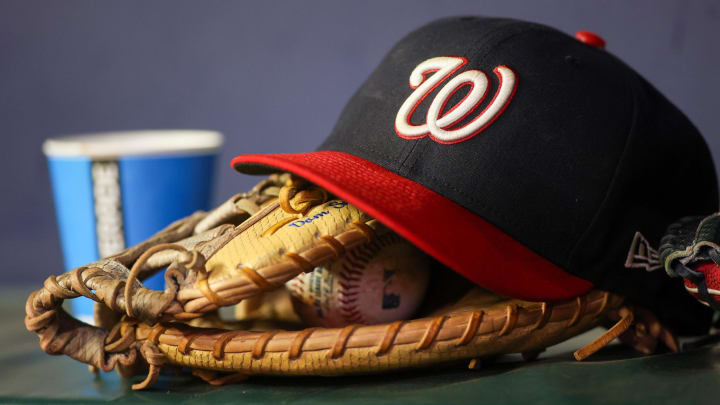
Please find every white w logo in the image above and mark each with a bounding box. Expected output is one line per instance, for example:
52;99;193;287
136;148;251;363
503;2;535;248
394;56;517;144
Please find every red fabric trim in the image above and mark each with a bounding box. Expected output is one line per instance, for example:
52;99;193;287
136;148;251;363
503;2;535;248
231;151;593;301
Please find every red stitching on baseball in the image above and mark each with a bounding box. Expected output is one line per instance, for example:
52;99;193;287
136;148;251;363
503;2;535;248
349;250;371;264
341;263;364;276
348;315;366;323
338;281;358;291
337;234;399;325
339;298;358;305
353;247;374;261
344;255;367;269
343;306;366;323
339;274;361;283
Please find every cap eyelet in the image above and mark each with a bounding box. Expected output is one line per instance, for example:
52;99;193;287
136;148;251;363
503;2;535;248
575;31;606;48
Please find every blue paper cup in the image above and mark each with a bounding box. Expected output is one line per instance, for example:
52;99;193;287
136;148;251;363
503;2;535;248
43;130;223;324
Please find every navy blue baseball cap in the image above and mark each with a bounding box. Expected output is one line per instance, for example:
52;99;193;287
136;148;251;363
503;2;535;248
233;17;718;333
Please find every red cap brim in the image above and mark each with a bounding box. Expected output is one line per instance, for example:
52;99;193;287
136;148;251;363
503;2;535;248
232;151;592;301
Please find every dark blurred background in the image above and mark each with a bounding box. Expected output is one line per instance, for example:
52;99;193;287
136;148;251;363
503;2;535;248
1;0;719;284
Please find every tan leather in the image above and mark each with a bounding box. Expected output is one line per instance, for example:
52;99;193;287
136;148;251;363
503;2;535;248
132;289;622;376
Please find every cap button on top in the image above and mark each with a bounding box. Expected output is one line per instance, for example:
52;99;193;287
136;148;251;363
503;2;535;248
575;31;605;48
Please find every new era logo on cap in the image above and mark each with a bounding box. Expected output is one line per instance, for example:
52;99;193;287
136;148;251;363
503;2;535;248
233;16;718;334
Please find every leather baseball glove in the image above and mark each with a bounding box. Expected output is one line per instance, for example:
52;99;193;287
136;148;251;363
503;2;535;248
25;174;677;390
657;214;720;311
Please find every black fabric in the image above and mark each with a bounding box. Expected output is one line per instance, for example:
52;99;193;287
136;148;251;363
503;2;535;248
317;17;718;333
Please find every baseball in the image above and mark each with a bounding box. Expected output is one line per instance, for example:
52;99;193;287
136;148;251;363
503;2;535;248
285;233;431;327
